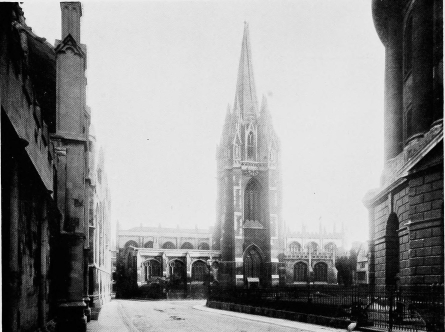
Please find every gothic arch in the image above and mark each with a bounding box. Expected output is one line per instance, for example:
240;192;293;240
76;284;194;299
313;262;328;282
143;259;161;280
243;244;264;283
191;260;207;281
169;259;186;282
386;213;400;285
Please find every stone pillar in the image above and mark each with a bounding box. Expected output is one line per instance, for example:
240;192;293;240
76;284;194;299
384;12;403;160
56;233;87;332
410;0;434;139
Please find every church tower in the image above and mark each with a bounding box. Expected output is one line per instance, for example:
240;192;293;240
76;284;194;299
215;23;283;287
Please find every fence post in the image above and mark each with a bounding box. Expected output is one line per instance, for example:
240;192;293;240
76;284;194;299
388;290;393;332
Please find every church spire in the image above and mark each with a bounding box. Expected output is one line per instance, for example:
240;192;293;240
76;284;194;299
234;22;258;122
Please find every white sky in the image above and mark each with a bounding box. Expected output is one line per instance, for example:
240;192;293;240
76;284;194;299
23;1;385;245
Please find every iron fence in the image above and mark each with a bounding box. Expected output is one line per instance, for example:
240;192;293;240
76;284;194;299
208;284;444;332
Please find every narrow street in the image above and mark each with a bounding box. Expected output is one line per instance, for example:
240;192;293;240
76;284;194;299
87;299;343;332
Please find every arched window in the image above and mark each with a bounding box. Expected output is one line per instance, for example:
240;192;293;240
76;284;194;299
198;242;210;250
181;242;194;250
324;242;336;253
145;260;161;280
289;242;302;252
234;144;240;160
294;262;308;282
192;261;207;281
386;213;400;286
244;246;262;280
244;179;261;223
306;241;318;253
247;131;255;160
144;241;153;248
169;260;185;282
313;262;328;282
404;16;413;77
124;240;138;248
162;241;176;249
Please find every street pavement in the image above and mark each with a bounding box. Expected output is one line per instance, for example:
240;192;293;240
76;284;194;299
87;299;345;332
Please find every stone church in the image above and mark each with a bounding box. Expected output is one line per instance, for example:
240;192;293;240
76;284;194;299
213;23;338;287
117;24;344;295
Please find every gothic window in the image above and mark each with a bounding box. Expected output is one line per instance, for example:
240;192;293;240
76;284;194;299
313;262;328;282
294;262;308;282
198;242;210;250
244;246;262;280
289;242;302;252
192;261;207;281
162;241;176;249
144;241;153;248
324;243;336;253
181;242;194;250
145;260;161;280
247;131;255;160
244;180;261;222
306;241;318;253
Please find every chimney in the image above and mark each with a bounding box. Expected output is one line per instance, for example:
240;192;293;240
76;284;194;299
60;2;82;42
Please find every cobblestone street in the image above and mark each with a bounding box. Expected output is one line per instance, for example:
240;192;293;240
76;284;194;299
87;300;344;332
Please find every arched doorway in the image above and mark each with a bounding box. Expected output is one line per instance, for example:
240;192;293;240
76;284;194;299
244;246;262;284
192;260;207;281
144;259;161;280
169;260;185;283
294;262;308;282
313;262;328;282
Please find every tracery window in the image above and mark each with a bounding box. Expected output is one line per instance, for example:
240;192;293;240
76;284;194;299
181;242;194;249
244;180;260;222
289;242;302;252
144;241;153;248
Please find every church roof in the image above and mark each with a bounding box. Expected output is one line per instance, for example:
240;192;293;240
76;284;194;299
234;22;259;122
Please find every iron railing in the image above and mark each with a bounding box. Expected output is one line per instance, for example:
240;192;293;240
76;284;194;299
208;284;444;332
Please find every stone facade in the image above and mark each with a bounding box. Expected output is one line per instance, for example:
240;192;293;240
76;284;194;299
365;0;443;290
116;226;220;297
1;3;111;331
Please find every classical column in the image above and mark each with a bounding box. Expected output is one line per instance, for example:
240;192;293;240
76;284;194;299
410;0;434;138
384;12;403;160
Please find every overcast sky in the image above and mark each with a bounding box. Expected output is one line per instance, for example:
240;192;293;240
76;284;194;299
23;1;385;245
